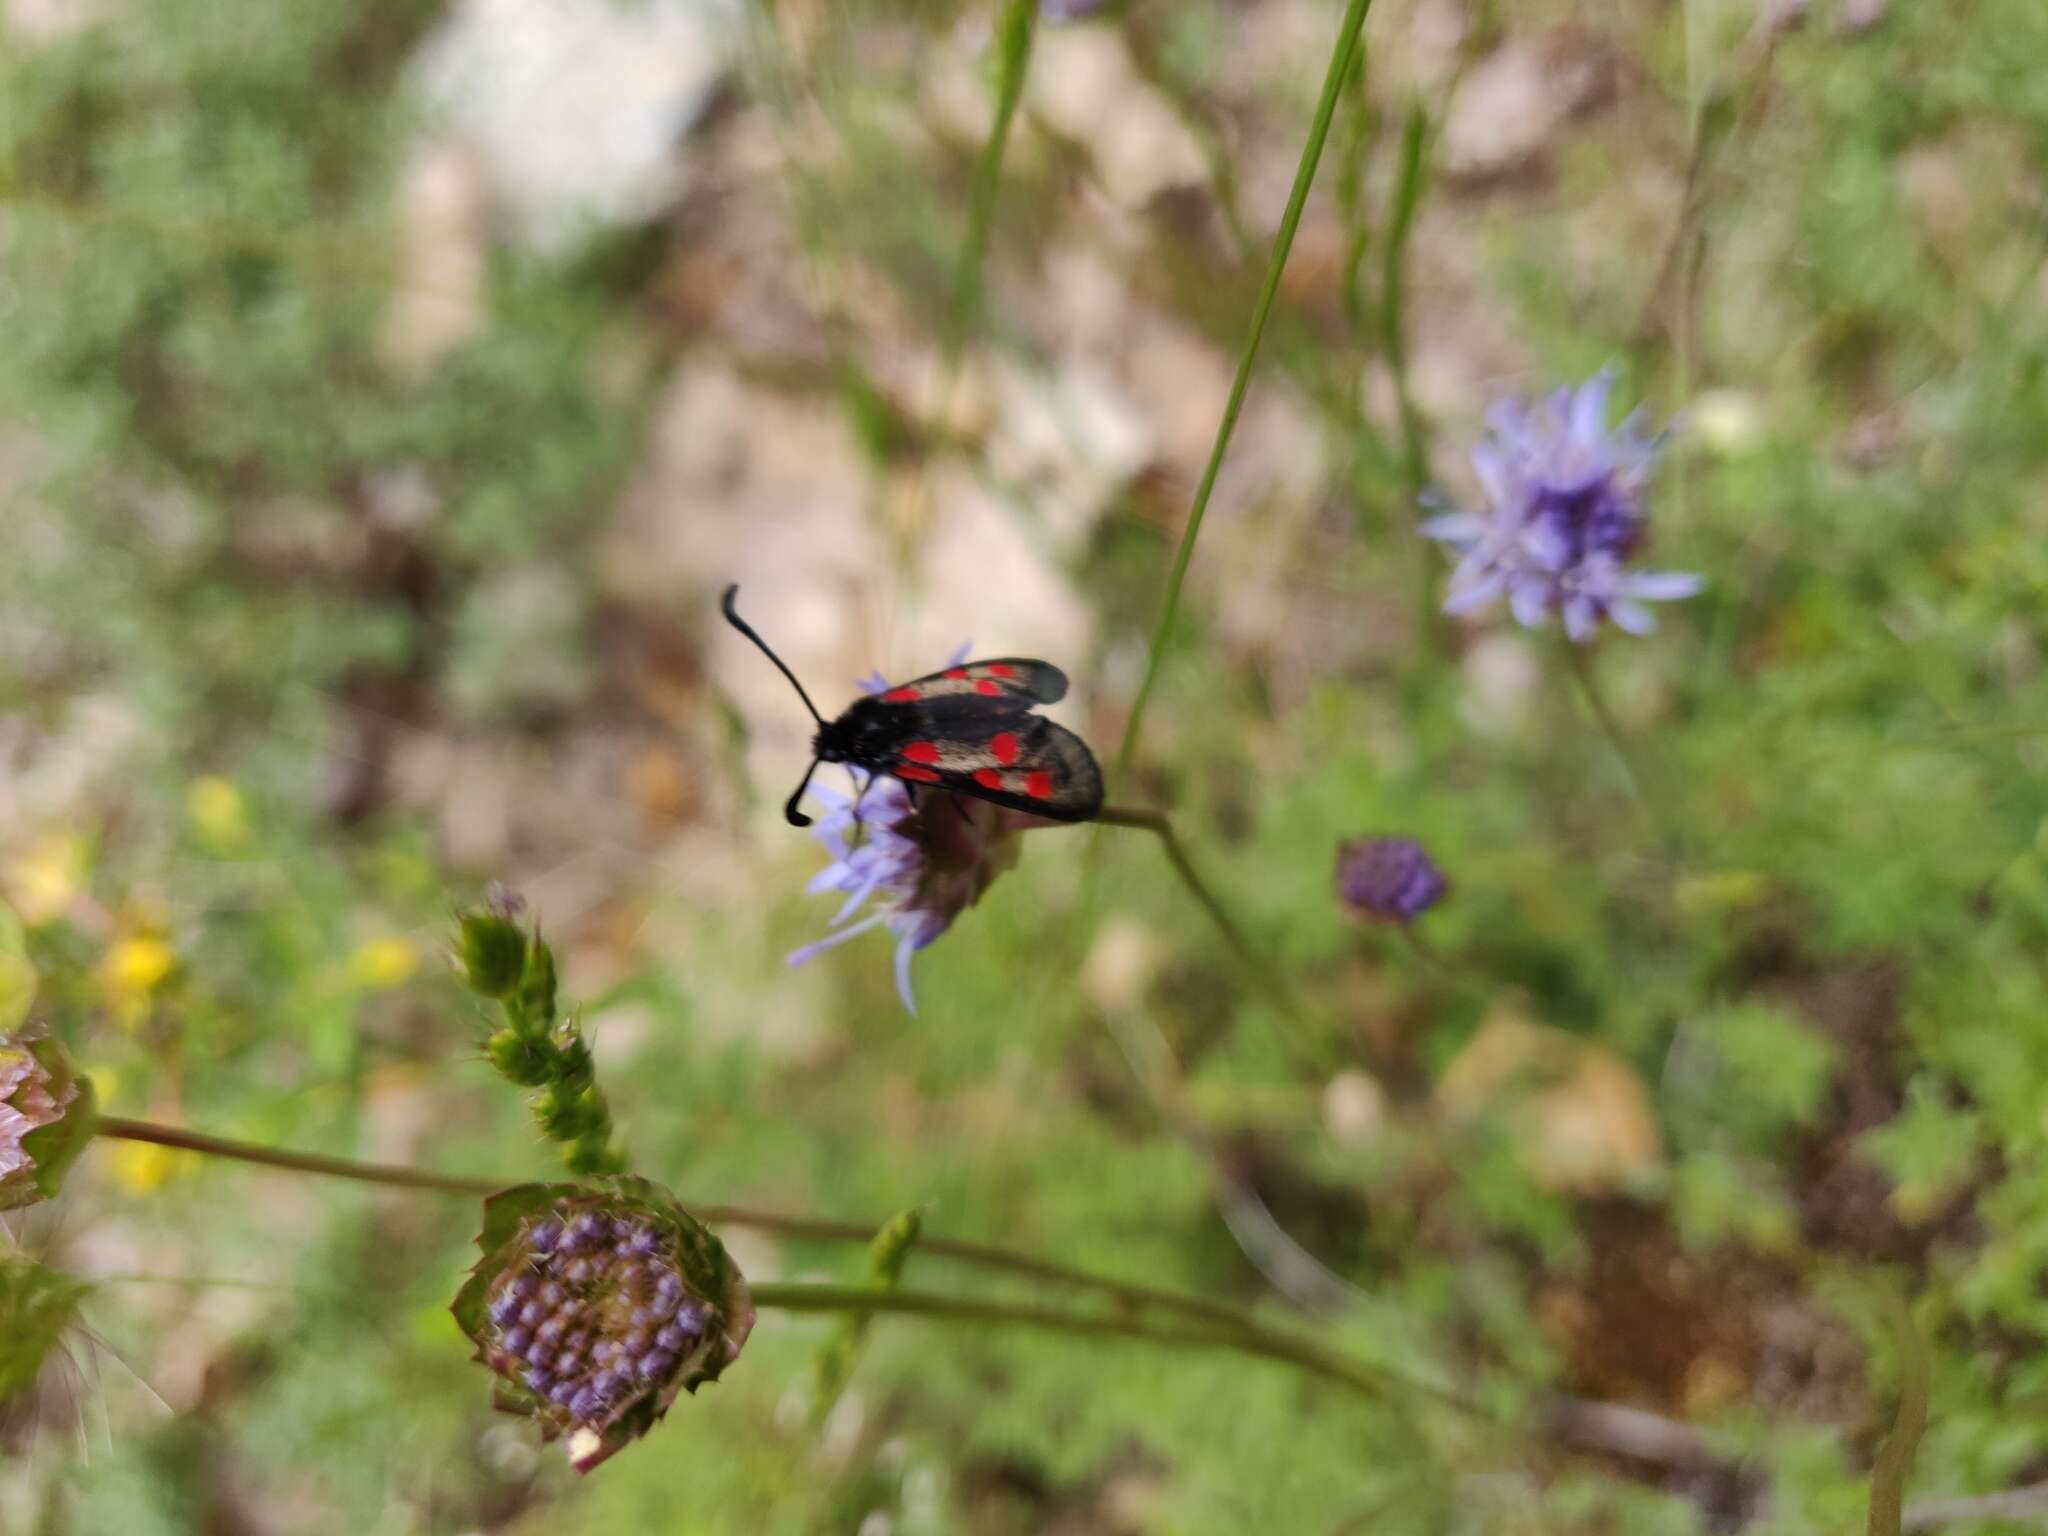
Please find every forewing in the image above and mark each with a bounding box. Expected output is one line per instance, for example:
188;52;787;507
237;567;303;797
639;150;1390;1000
886;714;1102;823
874;660;1067;710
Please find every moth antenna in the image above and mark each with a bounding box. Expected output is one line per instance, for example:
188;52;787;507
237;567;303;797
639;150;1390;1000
783;758;821;827
720;584;826;727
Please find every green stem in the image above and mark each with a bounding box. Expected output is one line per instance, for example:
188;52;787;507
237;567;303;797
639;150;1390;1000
1112;0;1378;784
91;1116;1253;1337
946;0;1038;365
749;1281;1478;1419
1378;101;1437;651
97;1116;500;1197
1094;806;1313;1052
1561;642;1673;854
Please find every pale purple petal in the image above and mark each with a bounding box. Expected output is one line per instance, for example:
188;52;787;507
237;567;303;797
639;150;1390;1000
1563;596;1600;643
1608;600;1657;635
893;935;919;1014
787;912;889;969
1421;511;1488;544
1614;570;1705;601
1509;575;1553;628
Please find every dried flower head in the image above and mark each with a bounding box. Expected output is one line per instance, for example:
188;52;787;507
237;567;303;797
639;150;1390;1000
1423;370;1703;641
1335;837;1448;924
451;1178;753;1473
0;1027;95;1211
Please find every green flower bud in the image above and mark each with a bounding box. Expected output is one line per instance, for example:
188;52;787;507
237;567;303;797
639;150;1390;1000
551;1034;595;1095
458;912;527;1000
449;1179;754;1473
537;1086;605;1144
0;1027;97;1212
486;1028;554;1088
517;940;558;1028
564;1134;625;1177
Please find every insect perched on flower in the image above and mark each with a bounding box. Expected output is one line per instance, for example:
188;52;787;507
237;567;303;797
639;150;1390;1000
1422;370;1703;641
720;586;1103;827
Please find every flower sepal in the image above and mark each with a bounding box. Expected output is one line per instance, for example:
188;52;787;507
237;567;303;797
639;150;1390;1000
451;1176;754;1473
0;1027;98;1212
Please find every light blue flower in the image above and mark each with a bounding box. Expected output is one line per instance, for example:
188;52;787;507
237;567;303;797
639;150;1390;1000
1424;371;1703;641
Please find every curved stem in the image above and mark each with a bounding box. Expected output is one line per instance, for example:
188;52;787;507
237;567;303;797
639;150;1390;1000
96;1116;500;1196
749;1281;1481;1420
1560;642;1676;856
1112;0;1377;784
1096;805;1320;1065
92;1116;1254;1337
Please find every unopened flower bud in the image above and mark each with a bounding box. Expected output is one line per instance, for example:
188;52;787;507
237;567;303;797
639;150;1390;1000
1335;837;1449;925
486;1028;553;1087
459;912;527;999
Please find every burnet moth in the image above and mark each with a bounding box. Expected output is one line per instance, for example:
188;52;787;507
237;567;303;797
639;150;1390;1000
720;585;1105;828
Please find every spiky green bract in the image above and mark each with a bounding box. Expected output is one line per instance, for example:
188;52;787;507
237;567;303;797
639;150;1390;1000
451;1178;755;1474
457;911;527;1000
457;904;626;1175
809;1207;922;1425
0;1027;97;1212
0;1252;90;1408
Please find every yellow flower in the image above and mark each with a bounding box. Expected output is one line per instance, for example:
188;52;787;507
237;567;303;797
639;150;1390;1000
186;776;249;847
107;1140;192;1195
6;835;86;926
99;936;176;1028
349;936;418;990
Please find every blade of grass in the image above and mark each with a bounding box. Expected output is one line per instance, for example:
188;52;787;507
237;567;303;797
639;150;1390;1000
1868;1287;1932;1536
1111;0;1379;784
945;0;1039;366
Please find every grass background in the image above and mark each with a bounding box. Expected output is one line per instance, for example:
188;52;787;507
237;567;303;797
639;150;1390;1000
6;0;2048;1530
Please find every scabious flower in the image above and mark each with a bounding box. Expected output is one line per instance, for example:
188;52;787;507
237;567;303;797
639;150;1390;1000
791;648;1050;1014
788;775;1035;1014
452;1179;753;1473
1423;370;1703;641
0;1027;95;1211
1335;837;1448;925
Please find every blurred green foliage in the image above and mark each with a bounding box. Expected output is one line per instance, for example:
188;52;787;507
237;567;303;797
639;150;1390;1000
5;0;2048;1531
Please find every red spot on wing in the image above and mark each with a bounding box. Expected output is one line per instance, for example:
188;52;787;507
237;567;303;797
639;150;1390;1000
973;768;1003;790
990;731;1020;765
943;667;968;679
985;663;1016;677
882;686;920;703
897;764;941;783
902;741;939;764
974;680;1002;696
1025;771;1054;799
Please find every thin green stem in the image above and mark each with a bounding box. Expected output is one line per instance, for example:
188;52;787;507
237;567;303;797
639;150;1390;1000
1112;0;1378;784
946;0;1038;366
1096;805;1321;1065
749;1281;1481;1420
91;1116;1253;1337
96;1116;500;1197
1379;101;1437;652
1561;642;1675;855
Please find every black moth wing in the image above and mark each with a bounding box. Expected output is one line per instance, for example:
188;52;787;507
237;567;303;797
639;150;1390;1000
890;712;1103;823
874;659;1067;712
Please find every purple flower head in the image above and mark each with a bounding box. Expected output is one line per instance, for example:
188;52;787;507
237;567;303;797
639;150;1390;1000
1335;837;1448;925
790;644;1050;1014
1423;370;1703;642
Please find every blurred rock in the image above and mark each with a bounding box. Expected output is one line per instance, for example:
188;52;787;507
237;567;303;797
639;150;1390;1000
1458;633;1541;739
1323;1070;1387;1146
984;351;1152;551
3;0;99;40
1081;918;1164;1014
412;0;738;252
1440;31;1615;184
381;138;489;377
1026;25;1206;209
1439;1008;1662;1193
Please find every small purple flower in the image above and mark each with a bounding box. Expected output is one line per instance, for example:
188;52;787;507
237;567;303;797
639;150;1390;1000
1423;370;1703;642
1335;837;1448;925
